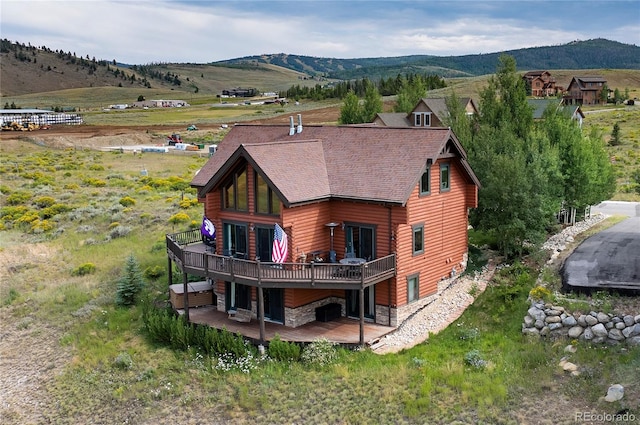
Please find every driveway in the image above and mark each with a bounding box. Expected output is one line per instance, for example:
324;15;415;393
562;201;640;292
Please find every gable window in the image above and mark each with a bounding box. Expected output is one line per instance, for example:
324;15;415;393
413;112;431;127
420;163;431;195
440;163;450;192
223;166;248;211
407;274;419;303
255;172;280;215
412;224;424;255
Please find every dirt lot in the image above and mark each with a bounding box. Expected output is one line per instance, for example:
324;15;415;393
0;106;342;150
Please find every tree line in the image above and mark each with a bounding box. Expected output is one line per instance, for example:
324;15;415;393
280;73;445;101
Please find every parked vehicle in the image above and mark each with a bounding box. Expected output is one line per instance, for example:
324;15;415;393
167;133;182;145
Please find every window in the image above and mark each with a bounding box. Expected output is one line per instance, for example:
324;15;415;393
440;163;450;192
255;172;280;215
407;274;419;303
412;224;424;255
420;163;431;195
413;112;431;127
223;166;248;211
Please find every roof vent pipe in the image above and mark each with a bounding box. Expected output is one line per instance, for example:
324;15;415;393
289;116;295;136
297;114;303;133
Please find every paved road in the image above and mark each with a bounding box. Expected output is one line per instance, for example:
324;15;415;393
563;201;640;292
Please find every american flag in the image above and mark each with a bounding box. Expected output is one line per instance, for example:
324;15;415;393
271;223;288;263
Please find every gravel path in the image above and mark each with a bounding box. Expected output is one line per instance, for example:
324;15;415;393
372;213;609;355
372;262;496;354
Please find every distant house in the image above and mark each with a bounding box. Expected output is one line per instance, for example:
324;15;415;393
527;99;585;127
522;71;561;97
372;97;478;128
131;99;189;108
563;77;607;105
165;117;480;345
221;87;258;98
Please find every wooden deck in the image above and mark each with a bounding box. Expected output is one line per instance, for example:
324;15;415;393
182;306;395;347
166;230;396;291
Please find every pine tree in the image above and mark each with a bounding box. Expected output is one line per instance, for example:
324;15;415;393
115;254;145;307
610;122;621;146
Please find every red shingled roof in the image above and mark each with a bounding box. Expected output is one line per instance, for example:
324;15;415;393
193;124;479;207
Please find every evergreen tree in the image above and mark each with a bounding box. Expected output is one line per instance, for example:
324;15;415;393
115;254;145;307
610;122;621;146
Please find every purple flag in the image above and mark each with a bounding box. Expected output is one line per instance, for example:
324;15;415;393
201;216;215;239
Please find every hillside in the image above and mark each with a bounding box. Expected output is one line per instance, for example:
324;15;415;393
0;40;320;98
221;39;640;80
2;38;638;100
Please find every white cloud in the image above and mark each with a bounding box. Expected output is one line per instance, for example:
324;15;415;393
1;0;637;64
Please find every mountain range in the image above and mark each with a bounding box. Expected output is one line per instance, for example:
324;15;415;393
1;38;638;98
218;39;640;80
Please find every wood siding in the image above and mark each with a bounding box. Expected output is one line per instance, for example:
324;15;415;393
395;159;469;307
197;156;471;314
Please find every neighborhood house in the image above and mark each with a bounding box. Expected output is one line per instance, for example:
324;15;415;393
522;70;561;97
372;97;478;128
563;76;608;105
165;116;480;345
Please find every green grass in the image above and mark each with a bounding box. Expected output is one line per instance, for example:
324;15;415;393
2;125;639;424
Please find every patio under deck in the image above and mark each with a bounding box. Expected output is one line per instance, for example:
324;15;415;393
181;306;395;347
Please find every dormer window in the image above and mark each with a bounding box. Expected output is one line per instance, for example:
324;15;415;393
413;112;431;127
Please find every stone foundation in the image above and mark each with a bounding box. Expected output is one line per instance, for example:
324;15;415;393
523;301;640;346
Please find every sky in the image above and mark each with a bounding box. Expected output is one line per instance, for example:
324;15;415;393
1;0;639;65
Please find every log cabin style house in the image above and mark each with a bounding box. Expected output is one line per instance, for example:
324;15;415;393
563;76;608;105
165;116;480;345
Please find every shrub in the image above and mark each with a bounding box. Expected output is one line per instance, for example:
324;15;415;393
301;338;337;366
268;334;301;362
72;262;96;276
178;198;199;209
143;265;165;280
529;285;552;302
82;177;106;187
109;225;132;239
33;196;56;208
142;302;253;358
30;219;54;233
6;191;32;205
464;349;487;369
169;212;190;225
115;254;145;307
0;205;29;220
119;196;136;207
113;352;133;370
41;203;71;219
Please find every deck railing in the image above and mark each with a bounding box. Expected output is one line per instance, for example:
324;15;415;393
167;231;396;289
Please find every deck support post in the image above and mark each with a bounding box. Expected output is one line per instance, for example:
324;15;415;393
167;257;173;286
359;287;365;346
258;286;265;344
183;272;190;321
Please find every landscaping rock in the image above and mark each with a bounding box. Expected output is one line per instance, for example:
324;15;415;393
568;326;583;338
604;384;624;402
562;316;577;327
591;323;608;338
597;312;610;323
585;315;598;326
